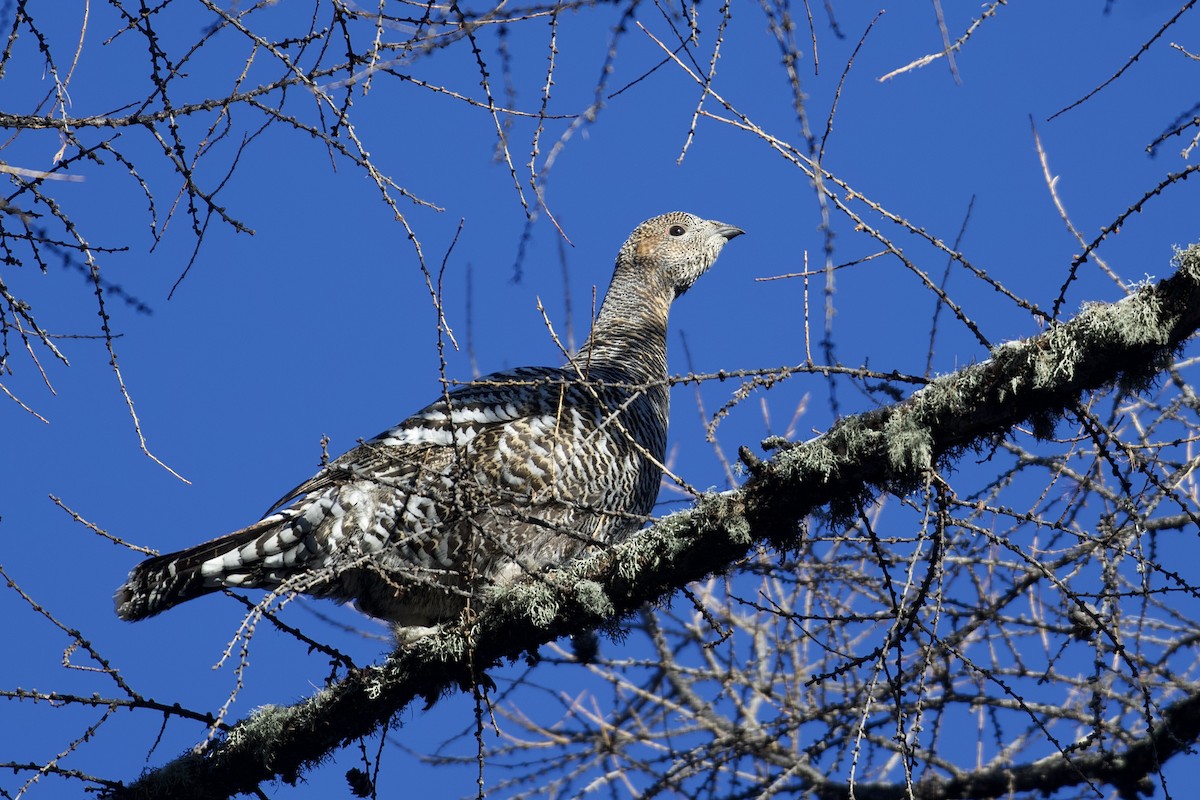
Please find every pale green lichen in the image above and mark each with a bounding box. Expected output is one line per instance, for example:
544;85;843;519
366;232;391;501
725;513;752;545
769;433;842;486
1032;322;1082;387
572;579;614;618
420;620;473;661
613;531;656;581
489;579;560;628
1171;242;1200;282
883;409;933;475
1098;288;1168;347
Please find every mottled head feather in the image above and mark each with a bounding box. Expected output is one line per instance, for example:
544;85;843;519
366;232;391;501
620;212;744;297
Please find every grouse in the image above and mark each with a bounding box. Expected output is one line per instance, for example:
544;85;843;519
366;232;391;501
114;212;743;639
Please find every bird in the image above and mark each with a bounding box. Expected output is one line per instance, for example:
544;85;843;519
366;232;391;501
114;212;743;640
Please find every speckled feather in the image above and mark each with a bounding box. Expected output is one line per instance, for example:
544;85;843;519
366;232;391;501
114;212;742;636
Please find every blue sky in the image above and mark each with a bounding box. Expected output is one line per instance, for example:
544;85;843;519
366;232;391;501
3;1;1199;797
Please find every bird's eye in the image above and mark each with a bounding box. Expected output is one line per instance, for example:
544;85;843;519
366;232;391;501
669;225;686;237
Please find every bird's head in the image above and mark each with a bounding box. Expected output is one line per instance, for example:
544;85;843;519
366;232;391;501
618;212;744;299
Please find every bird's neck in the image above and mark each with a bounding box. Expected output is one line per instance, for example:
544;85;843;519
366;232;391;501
574;275;672;386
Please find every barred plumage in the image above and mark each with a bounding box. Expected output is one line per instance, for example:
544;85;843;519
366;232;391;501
114;212;743;638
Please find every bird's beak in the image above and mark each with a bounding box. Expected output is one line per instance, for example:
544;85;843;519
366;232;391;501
711;221;745;241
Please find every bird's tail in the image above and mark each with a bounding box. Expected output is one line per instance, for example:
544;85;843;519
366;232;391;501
114;517;280;621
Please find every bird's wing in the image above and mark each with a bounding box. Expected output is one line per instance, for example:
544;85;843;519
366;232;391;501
261;366;573;517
